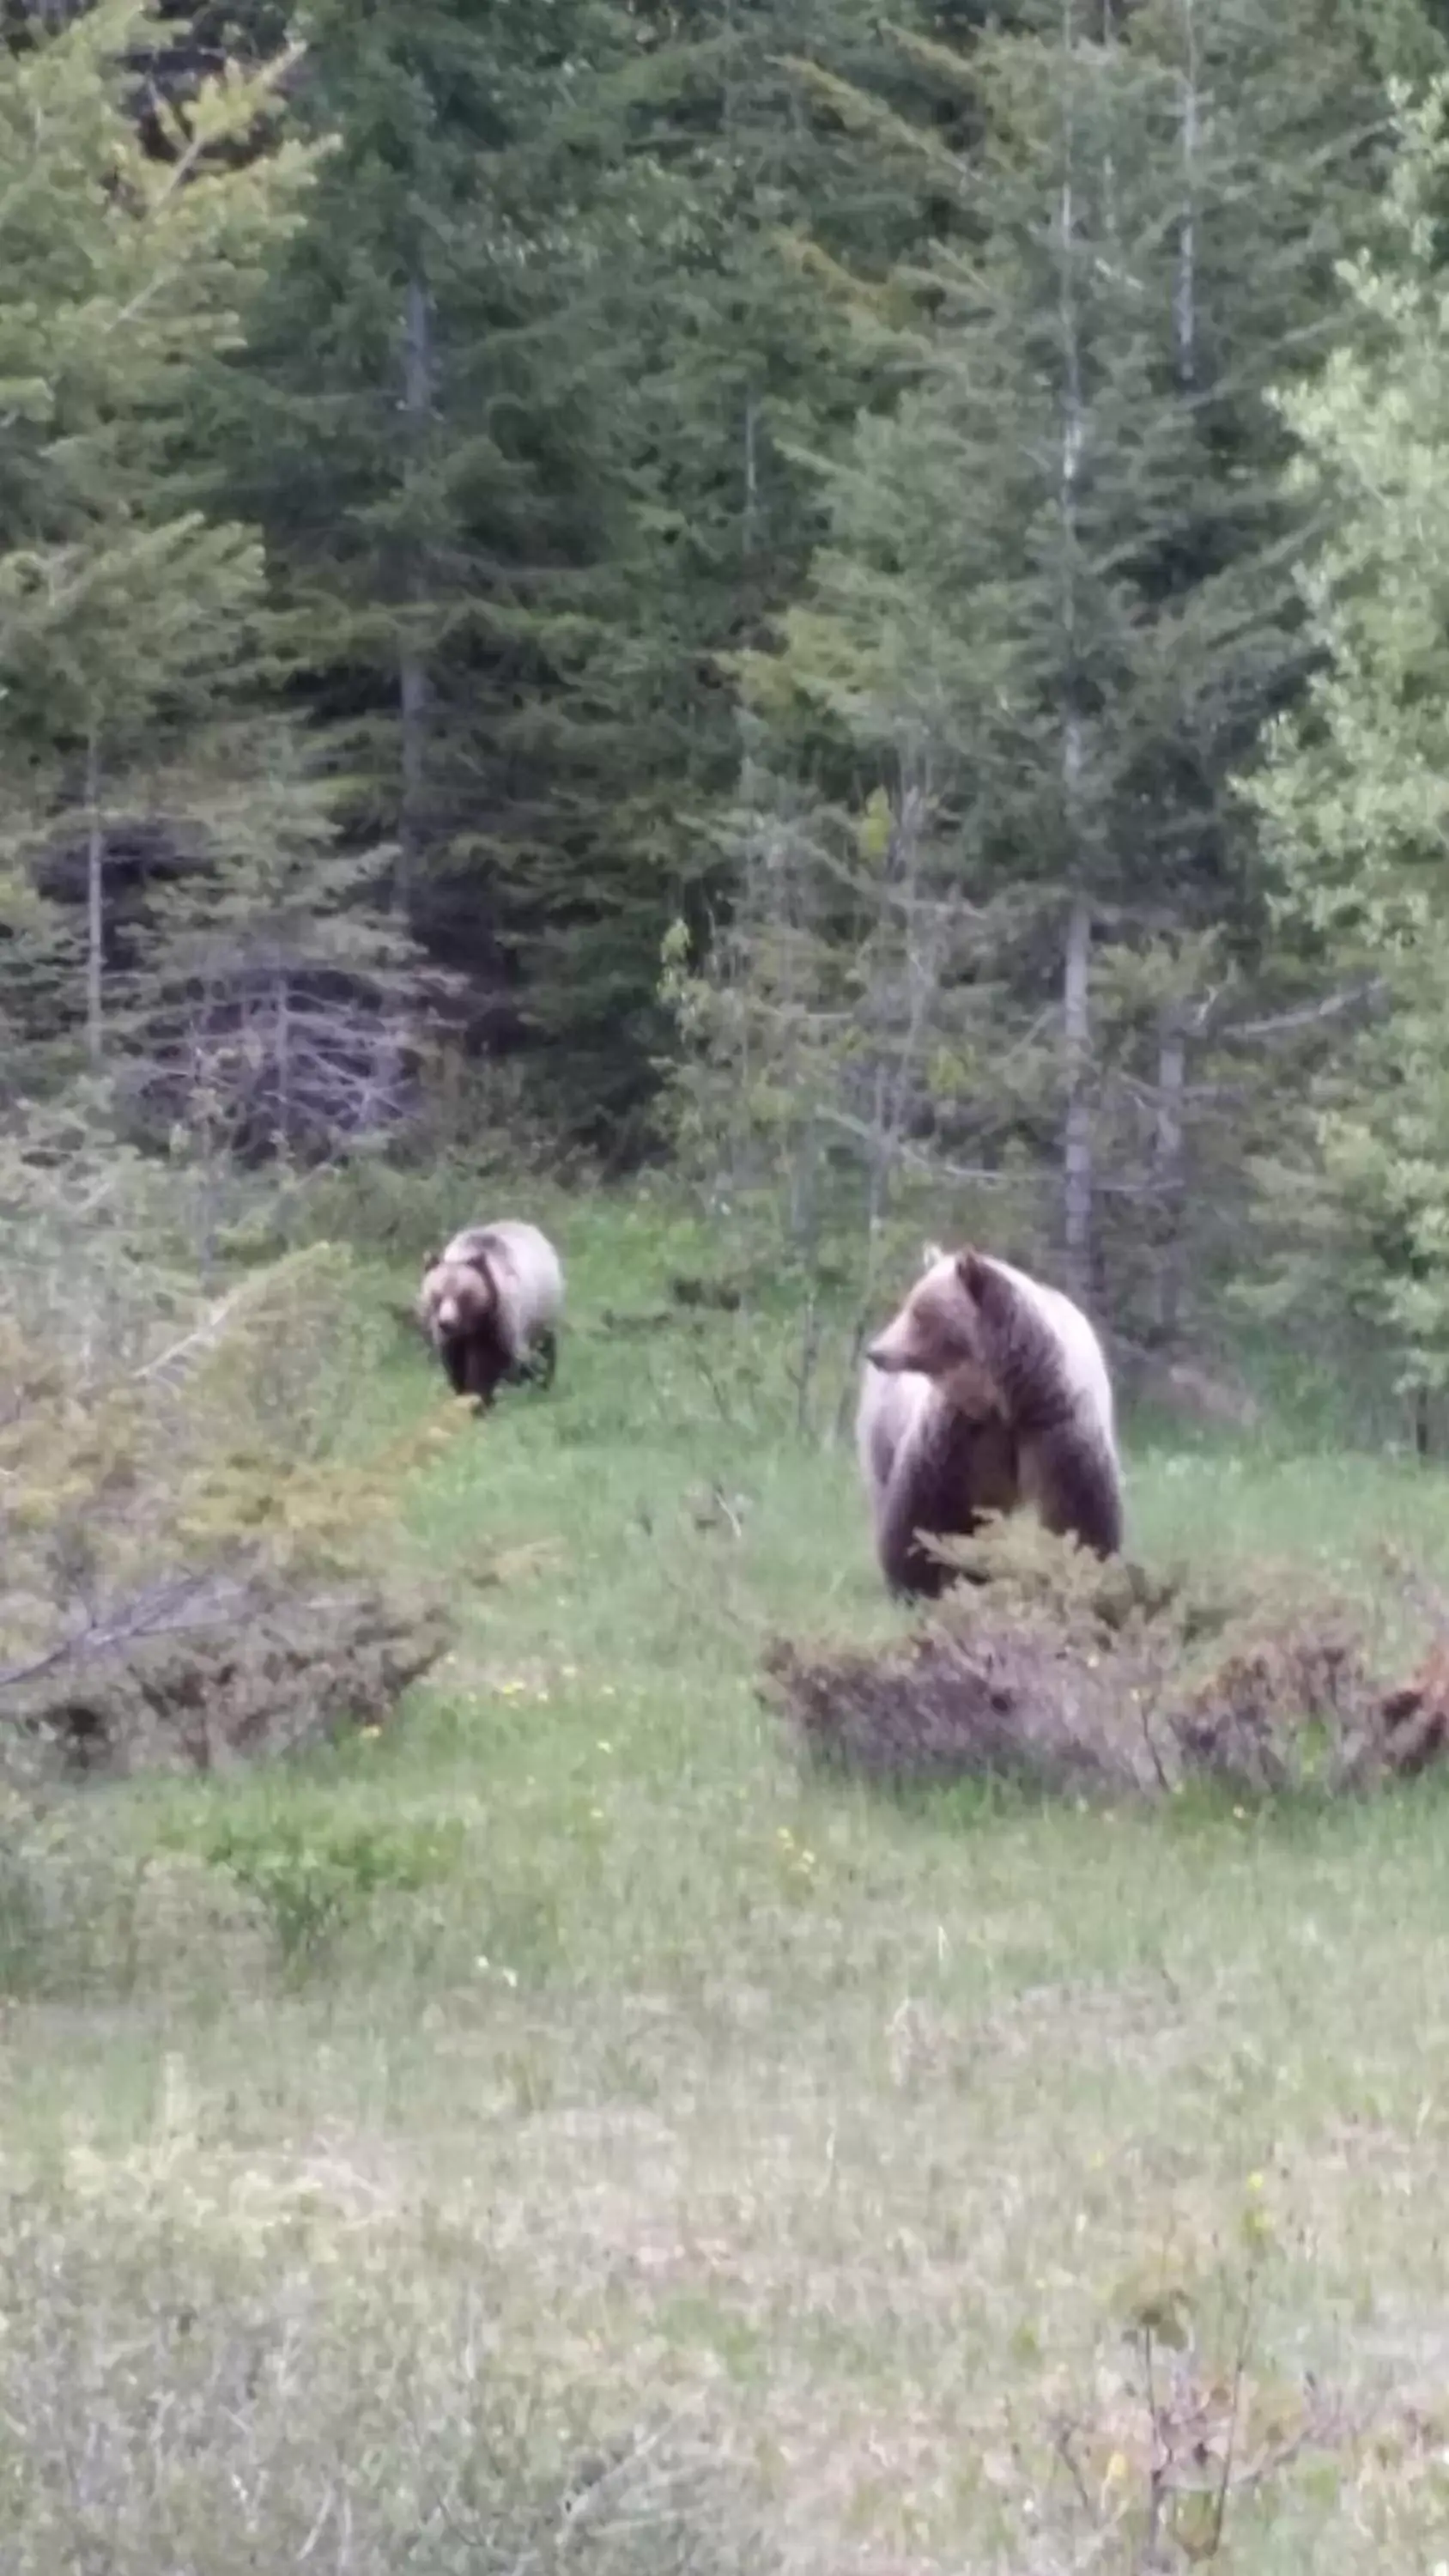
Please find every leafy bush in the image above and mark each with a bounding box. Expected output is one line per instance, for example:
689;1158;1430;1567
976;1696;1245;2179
192;1809;467;1969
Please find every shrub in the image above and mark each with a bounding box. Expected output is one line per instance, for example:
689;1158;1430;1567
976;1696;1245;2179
191;1810;467;1969
2;1580;451;1788
0;1110;467;1789
765;1516;1449;1805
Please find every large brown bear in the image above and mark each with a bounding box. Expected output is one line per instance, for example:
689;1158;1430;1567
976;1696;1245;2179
416;1220;564;1411
858;1244;1123;1596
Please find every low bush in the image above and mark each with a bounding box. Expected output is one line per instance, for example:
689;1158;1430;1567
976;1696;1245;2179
2;1579;451;1786
191;1808;467;1969
0;1113;467;1795
765;1516;1449;1804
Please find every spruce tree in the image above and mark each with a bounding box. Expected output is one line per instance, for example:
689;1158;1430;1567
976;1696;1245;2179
215;0;939;1141
694;0;1423;1321
1244;78;1449;1429
0;0;312;1066
216;2;662;1118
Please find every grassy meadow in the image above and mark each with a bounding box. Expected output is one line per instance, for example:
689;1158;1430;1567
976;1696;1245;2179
6;1192;1449;2573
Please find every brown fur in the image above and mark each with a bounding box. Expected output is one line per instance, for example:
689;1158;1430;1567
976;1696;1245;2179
862;1247;1123;1595
416;1251;509;1406
875;1402;1020;1598
416;1222;561;1413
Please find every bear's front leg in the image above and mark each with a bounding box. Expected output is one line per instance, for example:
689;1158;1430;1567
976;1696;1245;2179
463;1339;506;1413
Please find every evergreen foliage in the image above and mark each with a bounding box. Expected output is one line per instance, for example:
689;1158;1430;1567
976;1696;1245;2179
0;0;315;1066
668;0;1434;1337
1246;78;1449;1425
2;0;1449;1388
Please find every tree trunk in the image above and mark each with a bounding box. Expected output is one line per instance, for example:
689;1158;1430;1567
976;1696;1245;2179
1154;1012;1187;1342
1062;886;1094;1303
84;726;105;1066
397;269;433;916
1175;0;1198;393
1149;20;1199;1343
743;392;759;558
1057;10;1092;1300
274;971;292;1159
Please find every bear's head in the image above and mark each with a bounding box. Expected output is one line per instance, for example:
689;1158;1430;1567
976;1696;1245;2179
866;1248;1004;1420
418;1248;496;1341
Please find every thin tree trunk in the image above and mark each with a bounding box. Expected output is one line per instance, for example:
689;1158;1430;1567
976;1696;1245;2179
863;773;937;1237
1149;0;1200;1340
743;392;759;558
1062;887;1094;1303
1100;0;1118;252
397;269;433;917
275;971;292;1159
1058;5;1093;1299
1175;0;1198;394
1154;1012;1186;1341
85;726;105;1066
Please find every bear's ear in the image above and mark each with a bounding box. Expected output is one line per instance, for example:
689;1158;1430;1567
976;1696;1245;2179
420;1247;440;1275
956;1248;989;1300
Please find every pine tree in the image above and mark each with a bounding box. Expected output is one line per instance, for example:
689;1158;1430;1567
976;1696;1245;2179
1244;77;1449;1432
690;0;1426;1321
217;3;658;1085
0;0;313;1066
118;719;417;1258
214;0;942;1143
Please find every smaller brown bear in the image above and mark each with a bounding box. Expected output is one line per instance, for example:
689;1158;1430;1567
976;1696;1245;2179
858;1244;1123;1595
416;1220;564;1411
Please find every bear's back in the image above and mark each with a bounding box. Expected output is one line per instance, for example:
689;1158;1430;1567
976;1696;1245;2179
980;1255;1115;1443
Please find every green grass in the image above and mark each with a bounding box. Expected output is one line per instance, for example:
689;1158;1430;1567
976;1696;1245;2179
6;1193;1449;2573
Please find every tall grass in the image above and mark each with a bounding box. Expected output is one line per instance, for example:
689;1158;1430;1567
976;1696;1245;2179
5;1194;1449;2573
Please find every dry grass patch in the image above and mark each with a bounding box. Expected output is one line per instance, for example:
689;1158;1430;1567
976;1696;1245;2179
0;2155;773;2576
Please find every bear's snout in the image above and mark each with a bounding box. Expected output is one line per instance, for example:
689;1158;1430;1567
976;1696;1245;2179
866;1339;908;1373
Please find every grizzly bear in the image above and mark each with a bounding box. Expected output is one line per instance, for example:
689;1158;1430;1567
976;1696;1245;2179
416;1220;564;1411
858;1244;1123;1595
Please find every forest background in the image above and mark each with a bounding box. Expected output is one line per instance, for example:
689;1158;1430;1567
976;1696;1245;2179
10;0;1449;1423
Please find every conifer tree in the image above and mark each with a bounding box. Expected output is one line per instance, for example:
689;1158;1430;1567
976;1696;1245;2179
689;0;1425;1319
218;4;654;1066
217;0;935;1140
519;0;896;1135
1245;78;1449;1429
0;0;312;1065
